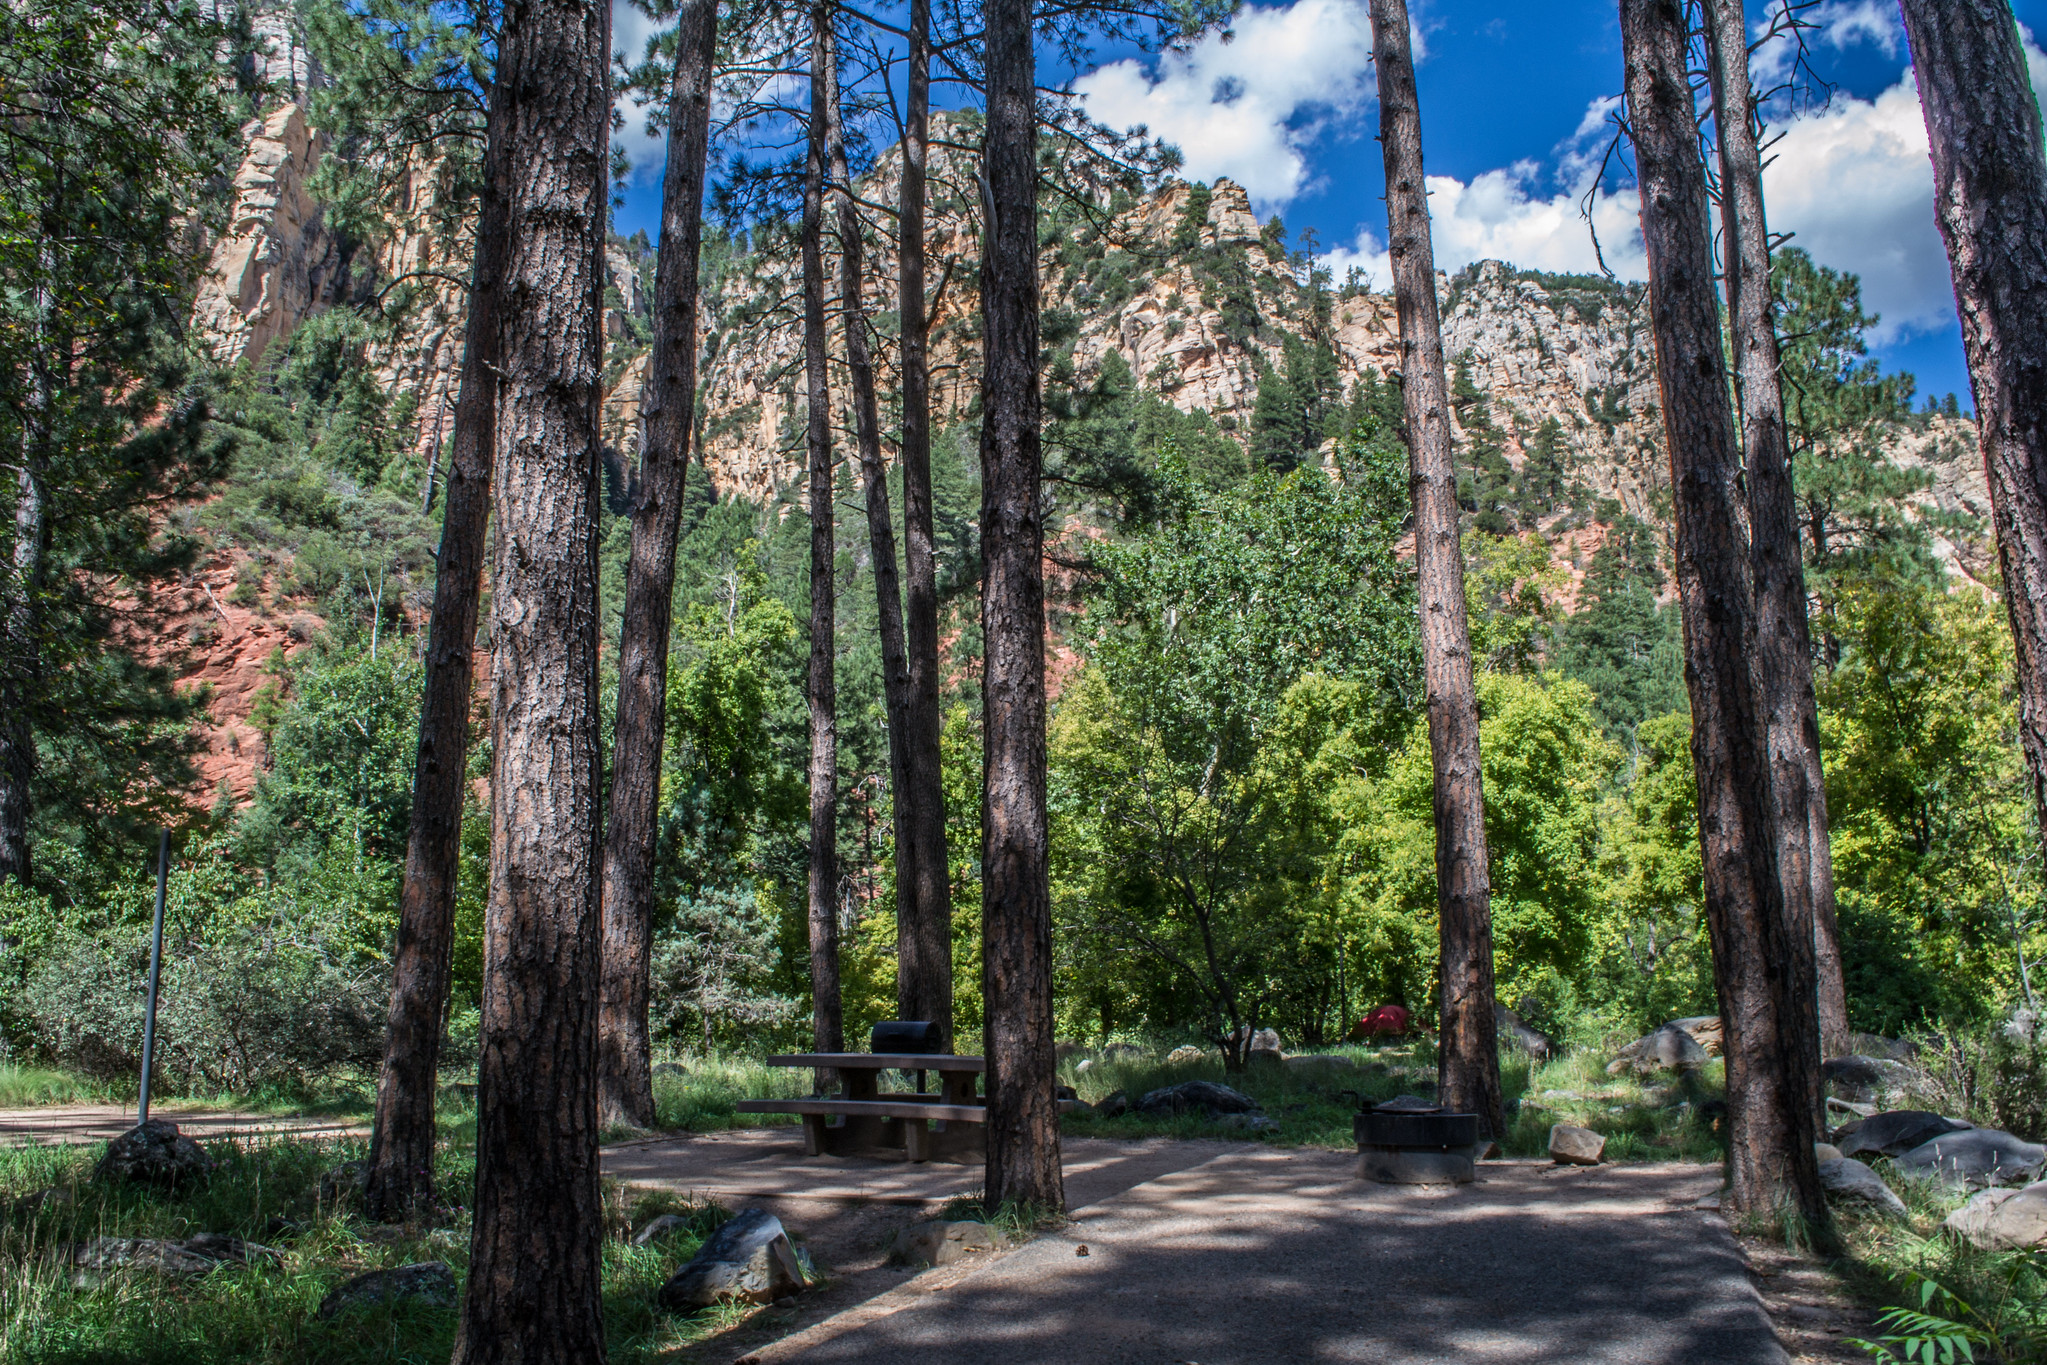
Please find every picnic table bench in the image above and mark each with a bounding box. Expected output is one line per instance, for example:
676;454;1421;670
736;1053;1074;1164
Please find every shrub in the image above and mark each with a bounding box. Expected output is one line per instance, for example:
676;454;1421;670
18;925;386;1095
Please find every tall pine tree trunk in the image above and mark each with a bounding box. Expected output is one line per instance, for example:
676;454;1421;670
450;0;610;1352
825;35;920;1041
804;1;844;1074
1623;0;1827;1228
1370;0;1504;1142
364;73;509;1224
896;0;954;1046
595;0;719;1132
1899;0;2047;873
1704;0;1848;1060
980;0;1061;1210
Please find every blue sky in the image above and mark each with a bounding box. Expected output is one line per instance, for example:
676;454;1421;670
618;0;2047;408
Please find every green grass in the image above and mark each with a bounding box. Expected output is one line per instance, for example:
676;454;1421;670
1055;1042;1726;1161
646;1054;811;1135
0;1068;110;1110
1829;1173;2047;1362
0;1134;761;1365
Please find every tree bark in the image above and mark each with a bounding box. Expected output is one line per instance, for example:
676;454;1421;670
449;0;610;1353
804;1;844;1077
595;0;719;1133
364;67;509;1226
1370;0;1504;1143
1623;0;1827;1229
896;0;955;1048
826;35;921;1043
980;0;1062;1211
1703;0;1849;1061
1899;0;2047;879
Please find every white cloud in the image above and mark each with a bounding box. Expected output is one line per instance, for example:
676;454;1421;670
613;0;669;180
1318;167;1644;291
1752;0;1902;88
1073;0;1378;210
1761;28;2046;342
1761;76;1944;342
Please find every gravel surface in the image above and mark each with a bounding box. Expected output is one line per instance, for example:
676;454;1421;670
736;1152;1785;1365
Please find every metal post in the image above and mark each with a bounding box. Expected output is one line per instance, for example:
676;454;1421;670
138;828;169;1126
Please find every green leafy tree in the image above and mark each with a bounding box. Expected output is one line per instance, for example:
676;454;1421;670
1329;672;1619;1017
1819;580;2042;1031
1050;427;1418;1061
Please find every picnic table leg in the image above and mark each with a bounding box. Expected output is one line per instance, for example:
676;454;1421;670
803;1113;827;1157
904;1116;932;1163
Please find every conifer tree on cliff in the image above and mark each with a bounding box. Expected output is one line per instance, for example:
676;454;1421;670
1897;0;2047;882
804;0;845;1071
980;0;1062;1210
596;0;720;1133
450;0;610;1353
1701;0;1848;1060
1368;0;1504;1142
365;28;509;1227
1622;0;1826;1228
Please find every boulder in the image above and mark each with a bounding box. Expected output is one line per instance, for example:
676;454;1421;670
1896;1128;2047;1189
652;1061;688;1077
1094;1090;1130;1119
1495;1004;1555;1062
890;1220;1000;1268
632;1213;690;1247
1054;1041;1086;1063
1607;1025;1708;1075
1165;1045;1205;1065
1835;1108;1965;1159
1099;1042;1148;1063
657;1208;806;1309
1074;1058;1092;1074
1818;1158;1908;1219
1814;1143;1844;1164
1666;1016;1724;1056
93;1120;213;1187
1283;1054;1356;1071
65;1233;280;1283
1945;1182;2047;1251
316;1261;457;1320
1136;1081;1259;1117
1548;1124;1605;1166
1824;1055;1913;1101
1376;1094;1441;1113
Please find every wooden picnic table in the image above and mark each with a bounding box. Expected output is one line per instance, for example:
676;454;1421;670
736;1053;990;1164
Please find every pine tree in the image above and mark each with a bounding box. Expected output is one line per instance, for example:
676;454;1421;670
1370;0;1505;1142
1623;0;1827;1229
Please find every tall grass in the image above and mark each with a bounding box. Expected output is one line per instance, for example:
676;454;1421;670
646;1054;812;1135
0;1068;108;1110
0;1134;747;1364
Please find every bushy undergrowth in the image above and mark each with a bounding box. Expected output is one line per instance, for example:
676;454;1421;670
1839;1177;2047;1363
0;1135;751;1365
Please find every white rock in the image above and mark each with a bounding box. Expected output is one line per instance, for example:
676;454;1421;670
1549;1124;1606;1166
